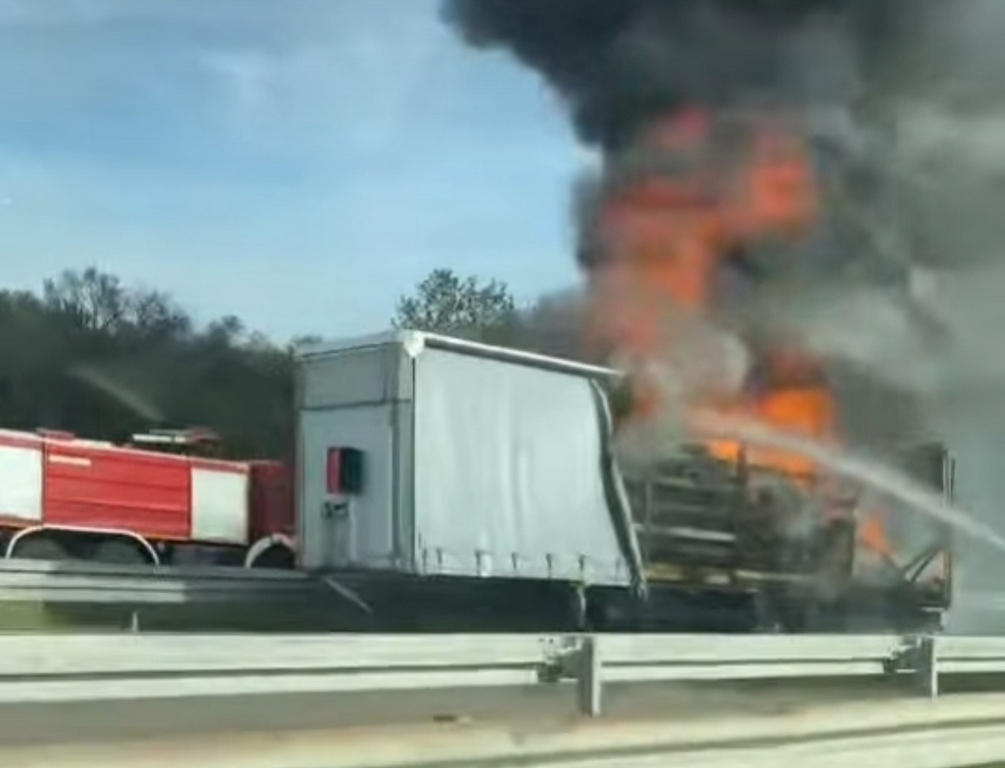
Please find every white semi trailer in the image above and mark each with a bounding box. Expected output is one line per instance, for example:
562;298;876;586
293;330;952;633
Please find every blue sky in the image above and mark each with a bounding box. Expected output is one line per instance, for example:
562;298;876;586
0;0;593;339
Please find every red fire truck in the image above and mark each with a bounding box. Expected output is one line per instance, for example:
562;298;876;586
0;427;295;568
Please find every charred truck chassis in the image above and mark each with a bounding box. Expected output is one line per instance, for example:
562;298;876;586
295;332;952;635
602;441;952;633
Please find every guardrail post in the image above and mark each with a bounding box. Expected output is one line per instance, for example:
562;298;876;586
577;635;601;717
916;635;938;699
539;635;603;717
889;635;939;698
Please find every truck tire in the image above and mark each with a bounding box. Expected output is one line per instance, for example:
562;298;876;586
571;585;589;631
248;545;295;569
11;536;69;561
92;539;150;566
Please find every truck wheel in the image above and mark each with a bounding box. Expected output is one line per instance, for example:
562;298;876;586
11;536;69;561
249;545;295;569
92;539;150;566
571;585;588;631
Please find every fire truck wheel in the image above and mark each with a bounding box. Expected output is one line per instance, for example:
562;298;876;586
92;539;150;566
248;545;295;569
11;536;68;561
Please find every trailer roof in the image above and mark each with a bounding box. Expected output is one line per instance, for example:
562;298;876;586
296;329;619;380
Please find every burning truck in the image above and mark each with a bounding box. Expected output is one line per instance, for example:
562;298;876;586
290;329;952;633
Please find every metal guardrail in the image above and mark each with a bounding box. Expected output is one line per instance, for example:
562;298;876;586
0;558;323;604
555;634;945;714
0;632;1002;709
0;633;550;703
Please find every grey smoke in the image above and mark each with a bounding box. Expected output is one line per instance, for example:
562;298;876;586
69;363;164;423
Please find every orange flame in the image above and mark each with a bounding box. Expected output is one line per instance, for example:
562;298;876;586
589;108;821;417
586;106;891;559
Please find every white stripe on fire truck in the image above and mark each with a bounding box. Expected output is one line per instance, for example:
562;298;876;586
47;455;93;467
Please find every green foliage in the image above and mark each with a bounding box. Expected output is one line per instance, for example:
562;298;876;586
0;267;292;459
392;268;517;338
0;266;539;461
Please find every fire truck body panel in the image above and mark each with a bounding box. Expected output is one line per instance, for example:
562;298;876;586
44;439;192;541
0;430;44;524
188;459;251;544
247;461;295;543
0;430;257;548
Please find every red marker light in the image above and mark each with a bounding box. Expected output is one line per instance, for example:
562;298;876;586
325;447;364;495
326;448;342;495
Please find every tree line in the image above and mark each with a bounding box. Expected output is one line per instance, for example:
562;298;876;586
0;265;920;459
0;266;534;459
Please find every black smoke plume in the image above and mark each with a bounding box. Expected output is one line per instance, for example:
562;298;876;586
441;0;969;445
443;0;912;150
441;0;938;304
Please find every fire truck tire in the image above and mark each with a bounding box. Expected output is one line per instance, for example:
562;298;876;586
91;538;151;566
10;536;68;561
248;544;295;569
